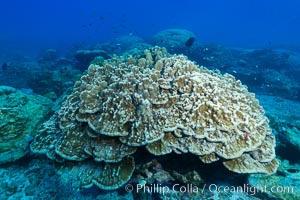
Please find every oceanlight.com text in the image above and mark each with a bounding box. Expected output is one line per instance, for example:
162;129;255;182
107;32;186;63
124;183;296;196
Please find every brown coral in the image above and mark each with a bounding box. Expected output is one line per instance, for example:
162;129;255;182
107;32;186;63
30;47;278;190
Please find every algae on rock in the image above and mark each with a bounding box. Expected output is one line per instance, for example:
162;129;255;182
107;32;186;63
0;86;53;164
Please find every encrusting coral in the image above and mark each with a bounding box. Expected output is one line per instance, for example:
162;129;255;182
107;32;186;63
30;47;278;190
0;86;53;164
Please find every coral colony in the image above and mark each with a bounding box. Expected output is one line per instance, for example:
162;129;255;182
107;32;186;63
31;47;278;190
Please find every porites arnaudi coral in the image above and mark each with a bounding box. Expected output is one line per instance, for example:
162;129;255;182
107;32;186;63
30;47;278;190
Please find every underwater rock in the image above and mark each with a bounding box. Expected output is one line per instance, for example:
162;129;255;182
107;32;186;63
183;45;300;101
281;127;300;155
257;95;300;162
27;67;82;98
74;49;110;67
195;44;237;70
0;86;53;164
114;35;144;46
241;48;290;70
114;35;152;52
251;69;300;100
134;159;175;185
0;158;134;200
0;85;17;95
31;47;278;190
94;40;153;57
220;48;300;101
170;170;203;186
234;68;300;101
248;160;300;200
89;37;153;61
39;49;58;61
150;29;196;53
38;49;76;72
158;188;261;200
0;60;39;90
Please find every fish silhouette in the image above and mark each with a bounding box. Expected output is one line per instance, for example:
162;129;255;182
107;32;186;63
1;63;8;71
185;37;195;47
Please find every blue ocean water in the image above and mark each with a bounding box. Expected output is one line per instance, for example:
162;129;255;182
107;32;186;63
1;0;300;53
0;0;300;199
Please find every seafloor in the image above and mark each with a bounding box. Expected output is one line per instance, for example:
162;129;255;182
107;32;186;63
0;29;299;200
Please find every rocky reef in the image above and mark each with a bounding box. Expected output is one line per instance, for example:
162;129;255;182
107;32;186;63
1;27;300;199
257;95;300;160
150;29;196;54
0;86;53;164
248;159;300;200
30;47;278;190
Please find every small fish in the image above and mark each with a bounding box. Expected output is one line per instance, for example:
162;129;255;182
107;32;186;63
185;37;195;47
287;169;299;173
1;63;8;71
